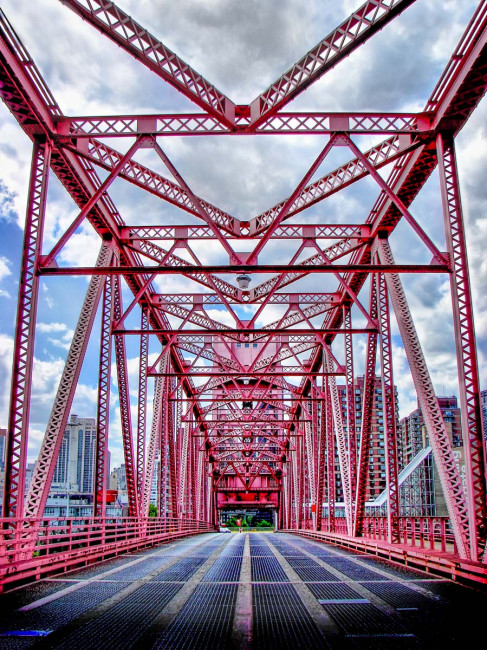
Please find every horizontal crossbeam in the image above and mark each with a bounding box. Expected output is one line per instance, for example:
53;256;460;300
56;112;426;137
38;263;450;275
113;328;375;336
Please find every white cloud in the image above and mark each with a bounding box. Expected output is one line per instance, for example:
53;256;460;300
40;284;55;310
48;329;75;350
37;322;68;333
0;333;14;426
0;256;12;280
0;255;12;298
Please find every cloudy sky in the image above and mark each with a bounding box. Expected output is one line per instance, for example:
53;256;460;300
0;0;485;468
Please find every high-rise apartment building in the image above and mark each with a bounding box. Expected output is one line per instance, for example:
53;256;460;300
335;376;399;503
52;414;97;493
109;463;127;492
400;396;462;467
0;427;6;471
398;396;462;516
481;389;487;440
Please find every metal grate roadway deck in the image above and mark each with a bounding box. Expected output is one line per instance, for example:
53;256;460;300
0;581;131;640
202;557;242;582
53;582;183;649
154;583;238;649
322;601;411;637
251;556;289;582
253;583;328;649
150;557;206;582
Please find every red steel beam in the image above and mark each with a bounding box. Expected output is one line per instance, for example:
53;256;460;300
113;275;139;518
122;224;371;241
249;0;418;126
113;328;375;336
94;275;113;517
38;263;450;275
376;271;400;543
57;111;425;137
353;275;379;537
3;140;50;518
437;134;487;560
60;0;235;126
136;307;149;503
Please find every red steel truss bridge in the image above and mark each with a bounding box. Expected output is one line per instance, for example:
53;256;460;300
0;0;487;597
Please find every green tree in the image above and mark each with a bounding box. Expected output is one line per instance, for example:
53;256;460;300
148;503;158;517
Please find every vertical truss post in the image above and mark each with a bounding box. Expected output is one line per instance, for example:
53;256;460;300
280;470;286;529
94;275;114;517
204;451;210;522
288;457;294;529
312;387;319;496
207;473;213;524
4;139;50;519
195;438;204;520
25;243;113;519
142;361;165;517
136;307;149;504
344;303;358;509
288;452;294;529
305;416;316;530
203;452;209;522
376;270;400;543
325;361;336;532
281;461;288;528
298;432;305;528
113;275;138;517
312;388;322;531
212;482;219;528
190;424;197;517
178;420;190;517
354;275;378;536
327;353;353;533
315;382;326;531
286;468;292;530
302;427;309;528
378;238;471;557
291;443;299;528
158;375;170;518
437;133;487;559
168;380;180;517
289;445;296;529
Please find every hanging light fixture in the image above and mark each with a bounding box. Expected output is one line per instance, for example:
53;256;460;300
236;273;251;290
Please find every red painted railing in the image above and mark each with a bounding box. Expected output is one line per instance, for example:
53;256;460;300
0;516;215;591
362;516;455;553
298;516;455;553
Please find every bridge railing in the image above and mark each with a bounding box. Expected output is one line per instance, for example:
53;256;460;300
0;516;215;591
362;516;455;553
319;516;455;553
